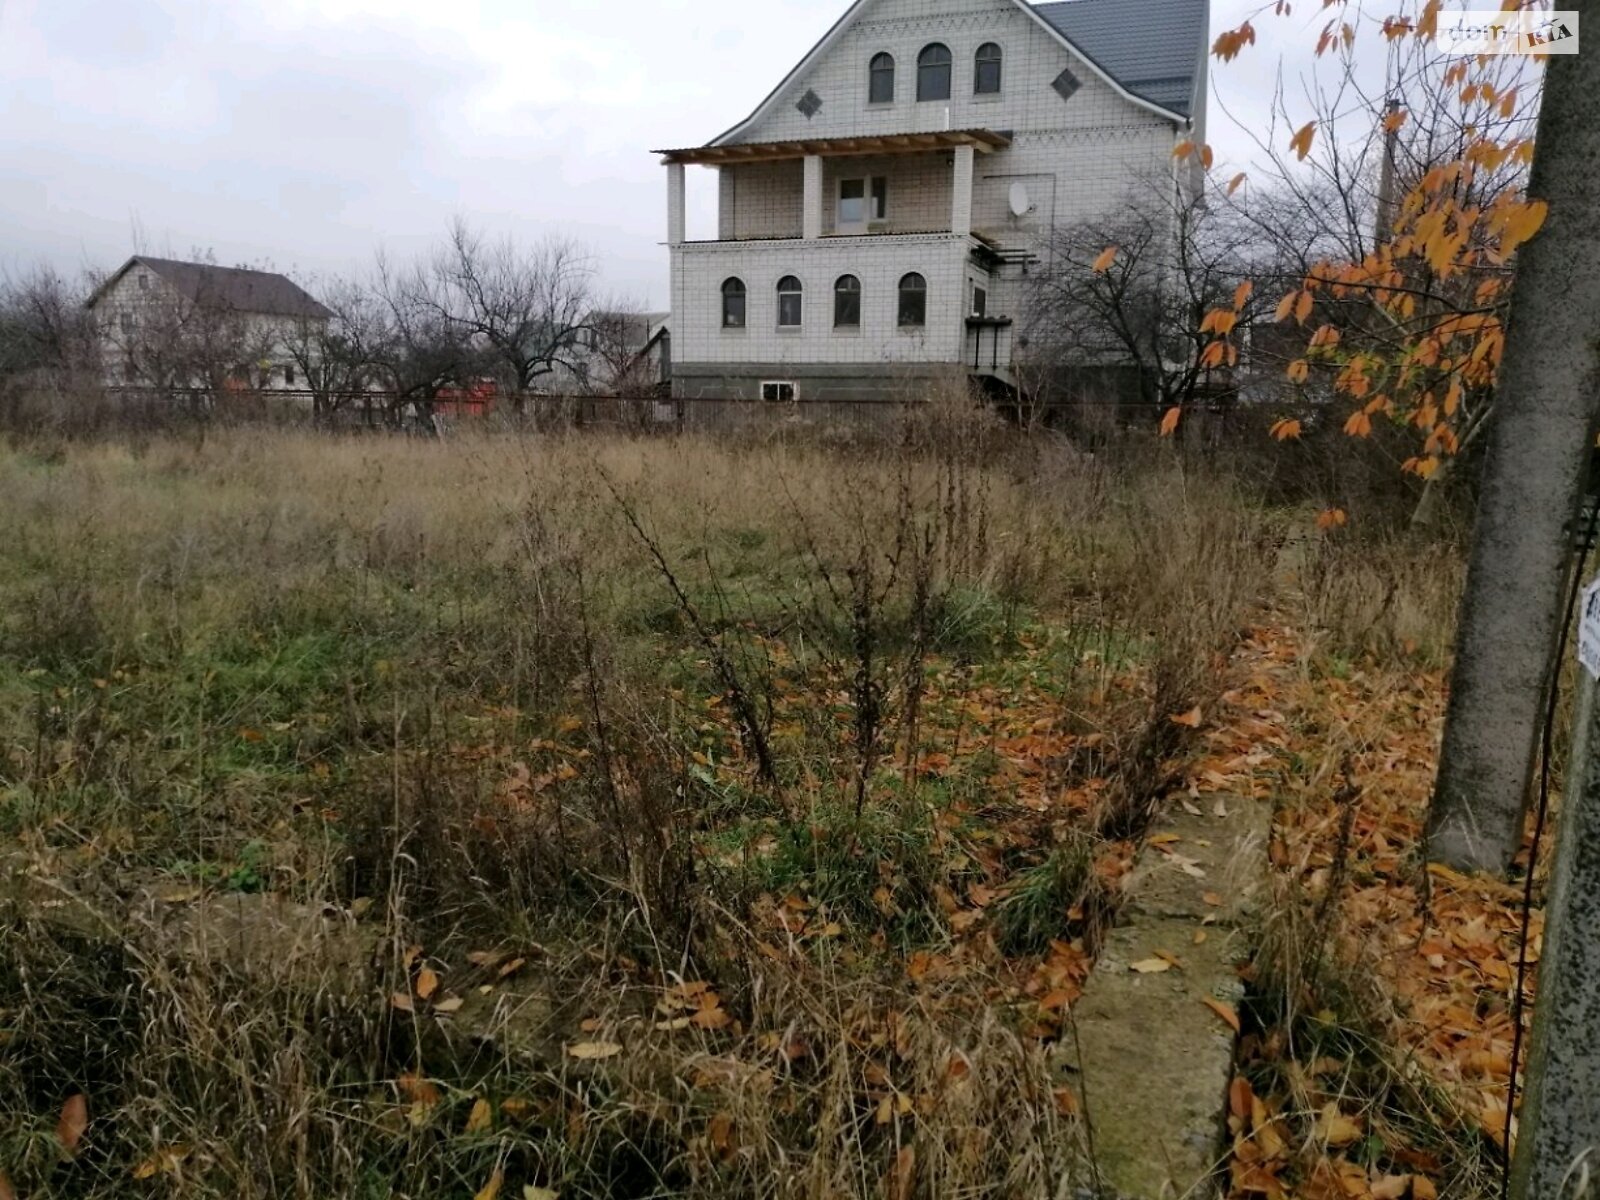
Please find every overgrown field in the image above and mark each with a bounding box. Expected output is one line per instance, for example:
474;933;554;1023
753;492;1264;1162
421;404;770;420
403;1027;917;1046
0;418;1460;1198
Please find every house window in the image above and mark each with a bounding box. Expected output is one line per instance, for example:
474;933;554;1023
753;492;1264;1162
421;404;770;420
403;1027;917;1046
285;365;297;386
138;274;150;292
721;277;747;328
838;178;889;233
839;179;867;231
761;381;797;403
917;44;952;101
869;53;895;104
972;285;987;317
119;313;134;334
898;273;927;327
776;275;803;327
975;43;1003;94
834;275;861;328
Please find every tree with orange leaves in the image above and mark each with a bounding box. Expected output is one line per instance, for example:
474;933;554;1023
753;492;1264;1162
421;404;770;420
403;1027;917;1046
1209;30;1542;526
1180;0;1598;876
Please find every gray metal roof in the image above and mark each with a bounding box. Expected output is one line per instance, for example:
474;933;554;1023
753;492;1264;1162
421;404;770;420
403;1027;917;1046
1033;0;1209;118
90;256;333;320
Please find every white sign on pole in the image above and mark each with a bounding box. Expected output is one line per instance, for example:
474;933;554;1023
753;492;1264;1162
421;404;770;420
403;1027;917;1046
1579;579;1600;680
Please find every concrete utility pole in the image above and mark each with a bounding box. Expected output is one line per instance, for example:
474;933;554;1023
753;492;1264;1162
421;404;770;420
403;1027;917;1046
1426;17;1600;874
1511;579;1600;1199
1375;98;1402;250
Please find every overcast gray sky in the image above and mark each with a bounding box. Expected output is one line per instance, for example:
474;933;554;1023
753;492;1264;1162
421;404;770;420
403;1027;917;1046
1;0;1327;304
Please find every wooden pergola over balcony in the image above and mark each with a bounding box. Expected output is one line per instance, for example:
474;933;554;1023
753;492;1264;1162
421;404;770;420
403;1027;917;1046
655;129;1011;167
660;129;1011;246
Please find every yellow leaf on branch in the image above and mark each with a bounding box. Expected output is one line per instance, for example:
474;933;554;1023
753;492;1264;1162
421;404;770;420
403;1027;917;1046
1417;0;1442;40
1289;121;1317;161
1212;21;1257;61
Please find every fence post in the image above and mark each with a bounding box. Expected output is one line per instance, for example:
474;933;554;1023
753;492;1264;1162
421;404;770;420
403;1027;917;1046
1511;575;1600;1199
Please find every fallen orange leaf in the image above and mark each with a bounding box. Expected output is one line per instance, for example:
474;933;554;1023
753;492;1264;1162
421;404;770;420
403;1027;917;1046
57;1094;88;1155
1202;997;1241;1033
416;966;440;1001
1130;958;1175;974
1314;1103;1364;1147
398;1073;441;1108
567;1041;624;1060
1171;707;1204;729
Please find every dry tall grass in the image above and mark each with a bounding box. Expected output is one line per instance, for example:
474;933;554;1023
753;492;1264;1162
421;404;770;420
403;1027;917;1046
0;420;1367;1198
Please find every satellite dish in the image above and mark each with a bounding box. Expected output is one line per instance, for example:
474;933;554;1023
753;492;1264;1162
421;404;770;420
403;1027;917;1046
1008;182;1033;218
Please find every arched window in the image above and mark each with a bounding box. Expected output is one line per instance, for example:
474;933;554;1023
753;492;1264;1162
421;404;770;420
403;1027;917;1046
834;275;861;328
777;275;804;327
898;273;927;327
869;53;895;104
917;44;952;102
974;43;1002;94
721;277;746;328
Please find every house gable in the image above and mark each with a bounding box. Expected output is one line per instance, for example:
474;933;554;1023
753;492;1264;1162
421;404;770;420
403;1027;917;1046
712;0;1197;149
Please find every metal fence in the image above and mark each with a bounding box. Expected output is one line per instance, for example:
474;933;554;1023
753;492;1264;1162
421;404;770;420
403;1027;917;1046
79;385;1271;442
88;386;1054;434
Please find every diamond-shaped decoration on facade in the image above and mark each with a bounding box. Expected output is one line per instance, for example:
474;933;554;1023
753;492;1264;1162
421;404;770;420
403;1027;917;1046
796;89;823;119
1051;68;1081;102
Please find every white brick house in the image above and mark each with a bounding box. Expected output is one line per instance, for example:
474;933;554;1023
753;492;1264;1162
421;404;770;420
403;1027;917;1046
660;0;1209;402
86;256;333;394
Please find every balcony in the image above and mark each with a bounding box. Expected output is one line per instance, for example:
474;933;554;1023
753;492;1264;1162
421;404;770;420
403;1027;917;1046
659;129;1008;246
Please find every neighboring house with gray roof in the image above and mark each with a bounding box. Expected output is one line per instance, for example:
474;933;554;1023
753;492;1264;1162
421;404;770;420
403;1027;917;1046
659;0;1209;403
86;255;333;394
